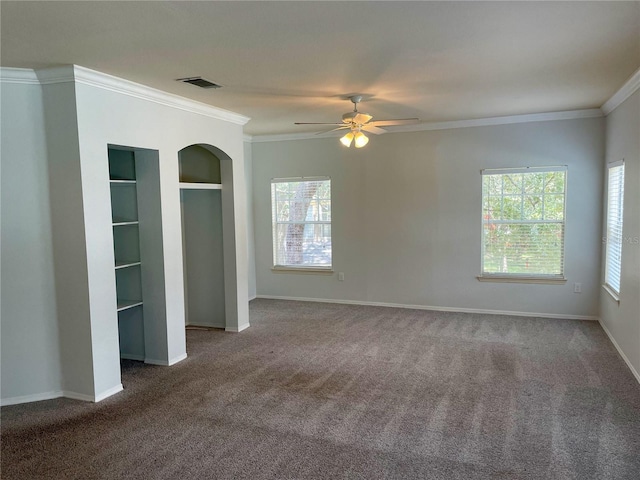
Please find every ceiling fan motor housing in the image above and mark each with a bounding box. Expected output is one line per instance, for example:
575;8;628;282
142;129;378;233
342;111;356;122
342;111;373;125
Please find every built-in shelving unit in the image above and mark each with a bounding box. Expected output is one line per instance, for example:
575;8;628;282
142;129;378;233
109;147;144;360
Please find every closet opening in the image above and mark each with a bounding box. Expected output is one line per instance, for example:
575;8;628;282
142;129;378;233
179;144;228;330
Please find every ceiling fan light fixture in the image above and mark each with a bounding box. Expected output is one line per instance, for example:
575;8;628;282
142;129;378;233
354;131;369;148
295;95;419;149
340;131;354;147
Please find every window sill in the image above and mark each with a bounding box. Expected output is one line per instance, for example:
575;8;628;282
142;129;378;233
602;284;620;304
477;275;567;285
272;267;334;275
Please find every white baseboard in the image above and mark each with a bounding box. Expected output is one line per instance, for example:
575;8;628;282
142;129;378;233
144;358;169;366
598;320;640;384
186;323;225;329
62;390;95;402
226;322;251;333
255;295;599;321
145;353;187;366
66;388;118;402
248;295;257;301
1;390;64;407
168;353;188;365
120;354;145;361
94;384;124;402
1;384;124;406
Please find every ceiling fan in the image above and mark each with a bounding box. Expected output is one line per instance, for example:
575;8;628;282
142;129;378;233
295;95;419;148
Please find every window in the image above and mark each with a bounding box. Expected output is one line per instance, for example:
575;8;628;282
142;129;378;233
481;167;567;280
604;161;625;296
271;177;331;270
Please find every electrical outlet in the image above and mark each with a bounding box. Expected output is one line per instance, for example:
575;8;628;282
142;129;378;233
338;272;345;281
574;283;582;293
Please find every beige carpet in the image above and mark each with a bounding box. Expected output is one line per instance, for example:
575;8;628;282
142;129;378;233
2;299;640;479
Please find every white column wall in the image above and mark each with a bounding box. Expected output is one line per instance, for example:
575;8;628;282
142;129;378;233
40;80;99;399
72;67;249;389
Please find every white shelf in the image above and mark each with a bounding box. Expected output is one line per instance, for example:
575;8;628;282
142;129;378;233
179;182;222;190
117;300;143;312
112;219;139;227
110;179;137;184
115;261;141;270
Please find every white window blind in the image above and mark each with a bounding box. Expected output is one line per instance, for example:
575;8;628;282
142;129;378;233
271;177;331;268
481;167;567;278
604;162;625;295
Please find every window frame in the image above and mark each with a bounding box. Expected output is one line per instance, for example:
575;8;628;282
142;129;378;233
270;176;333;273
603;160;625;300
479;166;568;283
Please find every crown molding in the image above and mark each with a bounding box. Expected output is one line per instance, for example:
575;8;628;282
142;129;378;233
250;108;603;143
6;64;251;126
0;67;39;84
386;109;603;133
601;66;640;115
35;65;75;84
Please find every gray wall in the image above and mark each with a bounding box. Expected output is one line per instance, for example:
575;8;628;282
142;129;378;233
1;82;62;403
252;118;604;318
601;90;640;378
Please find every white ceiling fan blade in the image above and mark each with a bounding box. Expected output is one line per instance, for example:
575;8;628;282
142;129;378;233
294;122;349;126
361;125;387;135
368;118;419;127
315;126;350;135
353;113;373;124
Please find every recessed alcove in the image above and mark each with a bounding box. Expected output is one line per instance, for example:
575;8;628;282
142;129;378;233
179;144;221;184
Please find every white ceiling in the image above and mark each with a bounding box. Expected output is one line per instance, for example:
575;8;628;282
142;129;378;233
1;1;639;136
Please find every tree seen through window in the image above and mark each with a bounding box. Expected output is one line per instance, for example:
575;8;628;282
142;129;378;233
482;168;566;277
272;178;331;268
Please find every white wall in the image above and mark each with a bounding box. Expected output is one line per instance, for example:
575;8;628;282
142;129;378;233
601;89;640;379
244;141;257;299
1;65;251;404
71;67;250;394
253;118;604;318
1;81;63;404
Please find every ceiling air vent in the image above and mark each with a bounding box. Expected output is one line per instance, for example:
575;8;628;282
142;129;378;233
177;77;222;89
